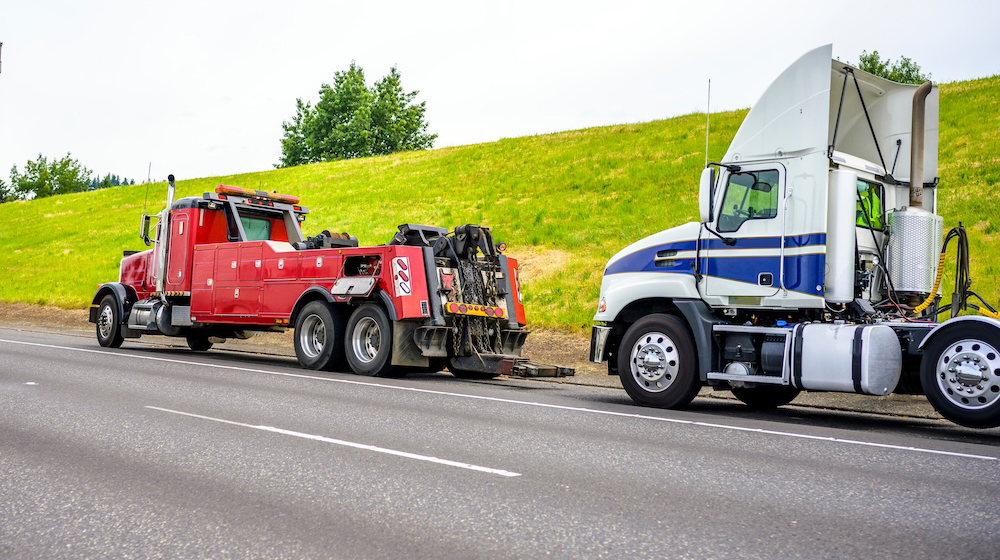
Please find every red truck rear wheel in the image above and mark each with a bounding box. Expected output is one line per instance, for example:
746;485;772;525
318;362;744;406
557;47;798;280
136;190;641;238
345;304;394;377
294;301;347;371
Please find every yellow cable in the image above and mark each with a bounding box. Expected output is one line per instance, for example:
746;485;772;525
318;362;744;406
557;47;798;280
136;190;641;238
910;252;947;317
981;307;1000;319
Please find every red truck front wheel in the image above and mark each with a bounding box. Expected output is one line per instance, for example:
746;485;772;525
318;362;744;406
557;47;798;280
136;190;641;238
96;295;124;348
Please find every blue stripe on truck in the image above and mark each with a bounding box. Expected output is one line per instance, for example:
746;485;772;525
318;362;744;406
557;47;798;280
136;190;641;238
604;234;827;296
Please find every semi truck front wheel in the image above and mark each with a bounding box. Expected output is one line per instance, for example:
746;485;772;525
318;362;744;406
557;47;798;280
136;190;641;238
96;295;124;348
617;314;700;409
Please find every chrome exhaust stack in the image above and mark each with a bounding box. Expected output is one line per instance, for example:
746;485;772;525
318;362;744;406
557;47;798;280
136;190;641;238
887;83;942;301
909;81;934;209
154;174;176;298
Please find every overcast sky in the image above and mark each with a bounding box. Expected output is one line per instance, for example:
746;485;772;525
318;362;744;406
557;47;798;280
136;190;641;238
1;0;996;185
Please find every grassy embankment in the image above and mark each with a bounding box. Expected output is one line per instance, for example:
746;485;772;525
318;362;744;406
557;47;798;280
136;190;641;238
0;76;997;332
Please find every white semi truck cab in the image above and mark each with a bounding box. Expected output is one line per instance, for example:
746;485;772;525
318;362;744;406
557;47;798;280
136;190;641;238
590;45;1000;428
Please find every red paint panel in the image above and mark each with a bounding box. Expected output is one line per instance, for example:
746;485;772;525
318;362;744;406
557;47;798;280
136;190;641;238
120;250;153;299
190;246;216;316
216;247;239;283
260;282;306;317
195;207;230;244
239;244;263;282
386;246;429;319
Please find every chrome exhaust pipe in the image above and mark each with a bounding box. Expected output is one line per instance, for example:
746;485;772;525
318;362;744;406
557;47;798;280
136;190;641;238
909;81;933;209
154;174;176;297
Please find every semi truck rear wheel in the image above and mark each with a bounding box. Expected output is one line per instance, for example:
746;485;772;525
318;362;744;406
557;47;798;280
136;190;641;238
294;301;347;371
920;322;1000;428
345;304;394;377
617;314;700;409
96;295;124;348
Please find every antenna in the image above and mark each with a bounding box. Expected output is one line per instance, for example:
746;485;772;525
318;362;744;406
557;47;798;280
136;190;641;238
705;79;711;167
147;162;151;184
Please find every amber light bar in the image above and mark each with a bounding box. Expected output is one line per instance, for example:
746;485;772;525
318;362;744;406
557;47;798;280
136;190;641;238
215;184;300;205
444;302;506;319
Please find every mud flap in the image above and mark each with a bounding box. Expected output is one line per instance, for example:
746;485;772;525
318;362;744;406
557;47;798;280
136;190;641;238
392;321;430;368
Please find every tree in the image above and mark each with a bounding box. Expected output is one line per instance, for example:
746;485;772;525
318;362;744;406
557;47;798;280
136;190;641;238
371;67;436;156
0;178;11;203
9;153;92;199
278;62;436;167
856;50;931;85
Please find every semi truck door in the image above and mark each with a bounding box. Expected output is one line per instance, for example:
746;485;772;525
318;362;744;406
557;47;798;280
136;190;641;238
700;165;785;300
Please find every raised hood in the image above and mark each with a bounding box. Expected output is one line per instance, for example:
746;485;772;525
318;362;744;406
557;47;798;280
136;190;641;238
723;44;938;184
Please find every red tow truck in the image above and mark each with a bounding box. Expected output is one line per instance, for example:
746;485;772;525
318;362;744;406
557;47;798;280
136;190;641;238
90;175;572;378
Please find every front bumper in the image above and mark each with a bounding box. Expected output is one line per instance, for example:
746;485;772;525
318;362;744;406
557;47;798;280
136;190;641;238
589;325;611;363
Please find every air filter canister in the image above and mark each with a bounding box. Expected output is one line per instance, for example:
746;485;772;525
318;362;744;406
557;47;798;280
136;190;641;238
886;207;943;295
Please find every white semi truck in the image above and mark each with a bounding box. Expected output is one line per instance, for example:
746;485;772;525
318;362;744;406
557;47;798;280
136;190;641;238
590;45;1000;428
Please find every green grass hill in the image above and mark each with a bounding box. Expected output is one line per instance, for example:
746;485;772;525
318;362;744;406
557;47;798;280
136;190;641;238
1;76;998;331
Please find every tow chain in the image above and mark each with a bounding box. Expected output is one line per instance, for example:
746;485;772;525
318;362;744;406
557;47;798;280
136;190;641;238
455;259;503;355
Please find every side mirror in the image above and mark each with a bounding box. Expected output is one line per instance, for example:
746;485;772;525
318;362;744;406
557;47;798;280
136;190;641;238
699;167;716;223
140;215;153;246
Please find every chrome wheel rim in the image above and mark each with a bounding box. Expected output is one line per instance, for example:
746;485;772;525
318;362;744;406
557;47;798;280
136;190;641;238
351;317;381;364
935;338;1000;410
98;305;114;340
629;331;679;393
299;314;326;359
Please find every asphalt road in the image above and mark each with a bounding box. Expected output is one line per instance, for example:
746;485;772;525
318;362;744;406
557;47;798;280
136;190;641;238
2;327;998;559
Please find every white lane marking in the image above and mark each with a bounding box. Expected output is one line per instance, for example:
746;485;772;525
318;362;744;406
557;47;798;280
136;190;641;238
3;338;997;462
145;406;521;478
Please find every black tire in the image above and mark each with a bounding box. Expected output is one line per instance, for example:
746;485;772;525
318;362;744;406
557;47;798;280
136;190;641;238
920;322;1000;429
345;304;394;376
186;335;213;352
96;295;124;348
617;314;700;408
731;385;801;409
294;301;347;371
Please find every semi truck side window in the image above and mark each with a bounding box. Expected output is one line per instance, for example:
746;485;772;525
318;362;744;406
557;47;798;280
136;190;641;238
856;180;884;230
717;170;779;233
240;216;272;241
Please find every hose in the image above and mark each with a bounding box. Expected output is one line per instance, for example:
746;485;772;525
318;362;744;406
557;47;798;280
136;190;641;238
910;251;947;315
910;225;999;320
